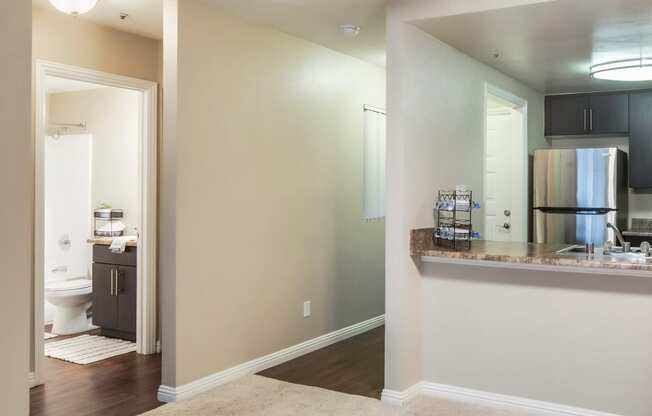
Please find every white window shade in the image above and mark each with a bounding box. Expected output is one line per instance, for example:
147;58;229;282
363;106;386;220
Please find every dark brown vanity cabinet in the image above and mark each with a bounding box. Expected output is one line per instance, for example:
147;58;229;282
92;245;137;341
545;92;629;136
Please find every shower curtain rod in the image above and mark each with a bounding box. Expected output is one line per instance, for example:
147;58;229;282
49;122;86;129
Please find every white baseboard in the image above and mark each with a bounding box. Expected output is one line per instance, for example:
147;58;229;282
158;314;385;403
28;372;41;389
382;382;622;416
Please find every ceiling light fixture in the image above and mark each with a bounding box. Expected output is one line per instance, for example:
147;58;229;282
590;58;652;82
339;24;361;37
47;0;99;16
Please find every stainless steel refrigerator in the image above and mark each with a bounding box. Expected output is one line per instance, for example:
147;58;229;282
532;148;628;245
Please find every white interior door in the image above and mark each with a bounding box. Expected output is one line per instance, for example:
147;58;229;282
485;107;525;242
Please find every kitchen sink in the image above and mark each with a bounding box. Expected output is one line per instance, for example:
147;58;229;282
556;245;649;260
556;245;589;254
607;252;648;261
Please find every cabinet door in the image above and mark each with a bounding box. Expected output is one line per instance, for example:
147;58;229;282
630;92;652;189
92;263;117;329
546;94;590;136
589;93;629;134
116;266;137;334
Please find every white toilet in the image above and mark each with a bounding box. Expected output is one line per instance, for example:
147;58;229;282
45;278;92;335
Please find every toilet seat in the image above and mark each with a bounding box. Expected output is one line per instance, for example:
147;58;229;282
45;279;92;296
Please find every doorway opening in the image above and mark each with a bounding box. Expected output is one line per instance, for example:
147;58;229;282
32;61;158;387
483;84;528;242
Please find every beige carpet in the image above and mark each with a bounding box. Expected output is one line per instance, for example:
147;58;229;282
142;376;545;416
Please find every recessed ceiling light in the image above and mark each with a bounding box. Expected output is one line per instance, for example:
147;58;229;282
339;24;361;37
591;58;652;82
48;0;99;15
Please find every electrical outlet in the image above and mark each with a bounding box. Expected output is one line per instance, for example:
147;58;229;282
303;301;311;318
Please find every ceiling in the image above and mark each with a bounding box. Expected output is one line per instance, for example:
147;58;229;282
33;0;387;67
33;0;163;40
414;0;652;94
204;0;387;67
45;76;108;94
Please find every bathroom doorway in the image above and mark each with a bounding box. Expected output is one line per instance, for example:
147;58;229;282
483;84;528;243
32;61;158;387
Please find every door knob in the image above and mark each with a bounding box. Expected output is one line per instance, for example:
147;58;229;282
504;210;511;217
503;222;511;230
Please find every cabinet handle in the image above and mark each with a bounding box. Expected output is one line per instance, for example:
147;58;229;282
584;109;587;131
110;269;115;296
589;108;593;131
115;270;121;295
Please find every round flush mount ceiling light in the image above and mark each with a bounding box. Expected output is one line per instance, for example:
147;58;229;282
48;0;99;15
590;58;652;81
339;24;361;37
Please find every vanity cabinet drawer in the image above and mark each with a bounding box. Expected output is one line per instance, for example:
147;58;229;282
93;245;137;266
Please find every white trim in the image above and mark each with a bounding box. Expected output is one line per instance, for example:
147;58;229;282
33;60;159;386
28;372;38;389
157;315;385;402
483;83;529;243
419;255;652;278
382;381;622;416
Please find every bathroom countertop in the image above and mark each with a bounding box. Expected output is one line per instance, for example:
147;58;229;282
411;228;652;276
87;237;138;247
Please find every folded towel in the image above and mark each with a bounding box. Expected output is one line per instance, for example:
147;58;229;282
97;221;126;233
109;236;137;254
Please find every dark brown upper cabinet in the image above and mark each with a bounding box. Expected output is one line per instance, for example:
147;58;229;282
545;92;629;136
629;92;652;189
545;94;590;136
588;93;629;135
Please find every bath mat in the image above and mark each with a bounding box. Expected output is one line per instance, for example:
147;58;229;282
45;334;136;364
44;332;58;340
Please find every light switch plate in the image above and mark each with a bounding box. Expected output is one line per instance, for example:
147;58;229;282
303;301;311;318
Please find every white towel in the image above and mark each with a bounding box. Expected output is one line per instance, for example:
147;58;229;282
109;236;137;253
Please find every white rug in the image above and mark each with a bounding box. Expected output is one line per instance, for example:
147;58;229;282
44;332;58;340
141;376;545;416
45;334;136;364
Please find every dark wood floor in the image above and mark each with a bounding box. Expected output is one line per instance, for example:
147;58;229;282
258;325;385;399
30;325;384;415
30;329;163;416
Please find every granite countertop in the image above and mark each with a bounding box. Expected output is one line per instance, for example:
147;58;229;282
87;237;138;247
411;228;652;275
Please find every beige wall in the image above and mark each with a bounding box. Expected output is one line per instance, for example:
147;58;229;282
386;1;652;414
33;6;160;82
0;0;31;414
419;263;652;416
385;6;546;392
160;0;178;387
49;88;141;231
163;0;386;386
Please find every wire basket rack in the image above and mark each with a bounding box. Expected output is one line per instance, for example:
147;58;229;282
433;190;479;250
94;209;125;237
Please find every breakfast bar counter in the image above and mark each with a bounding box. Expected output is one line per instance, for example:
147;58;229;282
411;228;652;276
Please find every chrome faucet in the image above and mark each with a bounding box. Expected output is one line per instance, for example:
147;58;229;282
606;222;628;250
